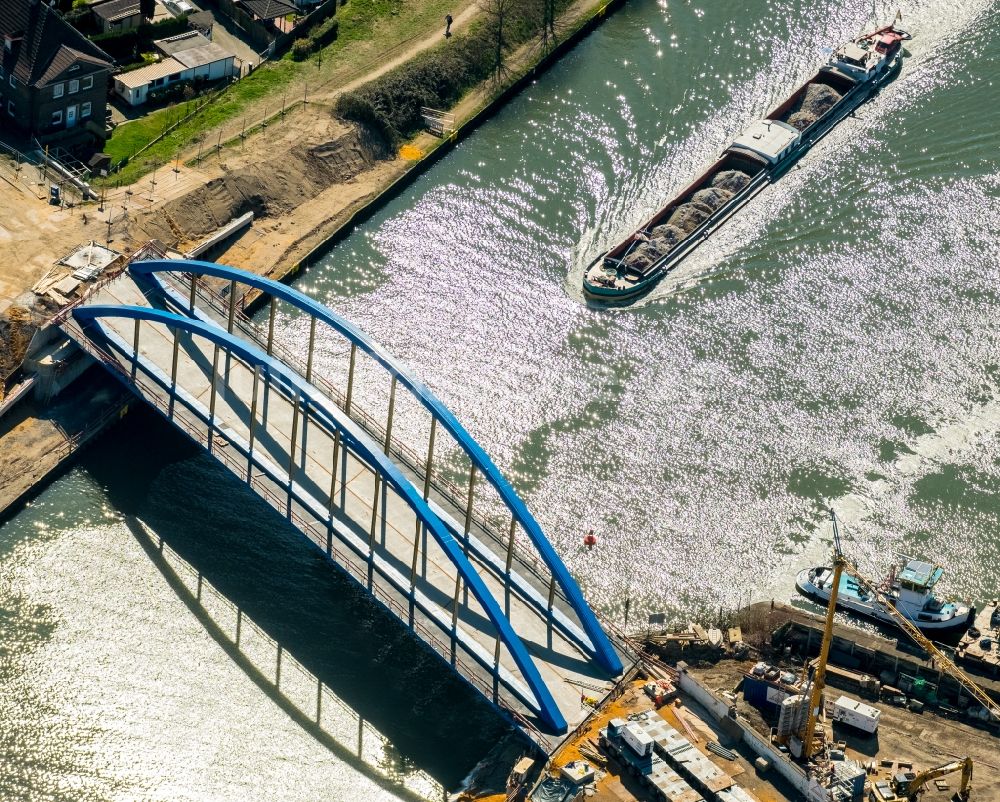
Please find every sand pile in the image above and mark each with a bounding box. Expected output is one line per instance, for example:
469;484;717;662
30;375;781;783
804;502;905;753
711;170;751;194
133;120;390;248
0;307;37;382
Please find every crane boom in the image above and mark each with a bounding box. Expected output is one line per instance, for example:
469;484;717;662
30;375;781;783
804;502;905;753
800;510;998;765
800;509;846;760
839;555;1000;721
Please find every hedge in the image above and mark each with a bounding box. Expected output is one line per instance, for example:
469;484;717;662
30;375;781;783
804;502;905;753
291;17;340;60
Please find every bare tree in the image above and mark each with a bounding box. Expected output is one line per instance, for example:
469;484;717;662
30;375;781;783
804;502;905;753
480;0;517;81
541;0;556;48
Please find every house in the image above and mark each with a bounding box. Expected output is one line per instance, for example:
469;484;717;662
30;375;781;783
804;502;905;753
91;0;149;34
0;0;114;150
238;0;301;19
113;32;236;106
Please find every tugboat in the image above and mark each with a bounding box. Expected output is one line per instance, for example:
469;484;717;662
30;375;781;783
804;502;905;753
583;18;911;302
796;557;975;637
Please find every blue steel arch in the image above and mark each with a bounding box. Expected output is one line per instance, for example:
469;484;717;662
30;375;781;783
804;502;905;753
73;303;568;733
130;259;623;676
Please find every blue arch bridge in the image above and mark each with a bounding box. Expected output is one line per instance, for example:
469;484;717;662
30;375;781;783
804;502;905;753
56;247;631;749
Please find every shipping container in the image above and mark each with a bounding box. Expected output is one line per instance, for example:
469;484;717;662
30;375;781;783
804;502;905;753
622;722;655;757
829;695;880;734
742;674;784;716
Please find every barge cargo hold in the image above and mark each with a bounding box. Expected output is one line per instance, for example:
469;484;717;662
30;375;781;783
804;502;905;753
583;21;910;302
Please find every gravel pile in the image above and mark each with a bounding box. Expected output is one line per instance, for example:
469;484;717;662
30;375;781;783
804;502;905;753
620;168;751;271
785;83;843;131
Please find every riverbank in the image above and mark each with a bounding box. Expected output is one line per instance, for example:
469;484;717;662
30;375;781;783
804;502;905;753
252;0;629;293
0;369;129;522
113;0;625;301
0;0;622;517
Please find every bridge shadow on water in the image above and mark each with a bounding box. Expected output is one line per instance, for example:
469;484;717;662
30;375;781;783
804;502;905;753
81;405;522;794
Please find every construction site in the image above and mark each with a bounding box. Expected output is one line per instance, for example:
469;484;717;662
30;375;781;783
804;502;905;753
499;513;1000;802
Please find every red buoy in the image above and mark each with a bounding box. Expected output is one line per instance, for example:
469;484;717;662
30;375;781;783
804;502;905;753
583;529;597;549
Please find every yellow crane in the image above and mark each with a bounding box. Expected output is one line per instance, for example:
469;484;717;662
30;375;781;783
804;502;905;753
799;508;847;761
870;756;973;802
799;510;1000;762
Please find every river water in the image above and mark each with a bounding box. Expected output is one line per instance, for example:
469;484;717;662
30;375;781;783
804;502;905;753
3;0;999;797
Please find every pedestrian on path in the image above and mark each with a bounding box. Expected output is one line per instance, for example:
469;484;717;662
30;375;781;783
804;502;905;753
445;13;453;37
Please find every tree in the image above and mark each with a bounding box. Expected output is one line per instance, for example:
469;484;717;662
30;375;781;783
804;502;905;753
541;0;556;48
480;0;517;81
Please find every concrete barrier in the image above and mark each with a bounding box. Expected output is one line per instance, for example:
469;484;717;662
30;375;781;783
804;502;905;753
675;663;831;801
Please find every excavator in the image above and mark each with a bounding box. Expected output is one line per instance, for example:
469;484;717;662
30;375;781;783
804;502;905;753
796;510;997;772
869;756;973;802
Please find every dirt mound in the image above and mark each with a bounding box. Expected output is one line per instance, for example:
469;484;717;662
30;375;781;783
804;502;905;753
623;241;664;271
691;186;733;211
0;307;38;380
786;111;816;131
711;170;750;193
133;120;390;248
649;223;686;248
785;83;842;131
623;221;691;271
667;201;713;234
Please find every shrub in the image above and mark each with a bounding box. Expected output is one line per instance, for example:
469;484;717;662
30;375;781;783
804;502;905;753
291;38;312;61
91;14;190;61
336;21;501;143
310;17;339;49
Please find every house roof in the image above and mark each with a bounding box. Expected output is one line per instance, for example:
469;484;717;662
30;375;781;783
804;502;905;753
92;0;143;22
0;0;113;87
37;45;114;87
114;57;183;89
154;30;211;56
238;0;299;21
171;41;232;69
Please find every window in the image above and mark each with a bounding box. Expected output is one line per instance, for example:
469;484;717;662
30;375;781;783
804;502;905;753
8;75;14;88
6;100;13;116
51;109;62;126
53;82;64;98
81;102;91;118
68;79;79;94
82;75;93;90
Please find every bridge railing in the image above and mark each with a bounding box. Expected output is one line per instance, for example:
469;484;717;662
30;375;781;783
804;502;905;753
128;263;590;643
64;319;557;738
165;272;577;618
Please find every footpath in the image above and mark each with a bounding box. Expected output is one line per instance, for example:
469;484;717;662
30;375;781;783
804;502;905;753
0;0;623;521
96;0;623;292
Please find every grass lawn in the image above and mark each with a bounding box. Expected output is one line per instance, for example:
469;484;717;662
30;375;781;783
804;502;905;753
98;0;461;187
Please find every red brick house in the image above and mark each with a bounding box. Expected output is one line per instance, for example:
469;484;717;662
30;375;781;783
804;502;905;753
0;0;114;151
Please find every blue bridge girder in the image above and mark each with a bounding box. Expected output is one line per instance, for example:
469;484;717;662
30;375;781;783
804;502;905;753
129;258;624;677
72;302;569;733
134;268;603;669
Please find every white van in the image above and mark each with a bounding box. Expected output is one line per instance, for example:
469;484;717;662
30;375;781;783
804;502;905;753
164;0;196;16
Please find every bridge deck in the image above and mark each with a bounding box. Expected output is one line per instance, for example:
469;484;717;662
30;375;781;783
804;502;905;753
63;271;622;741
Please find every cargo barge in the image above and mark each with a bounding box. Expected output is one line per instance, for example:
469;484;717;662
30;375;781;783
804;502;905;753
583;21;911;301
